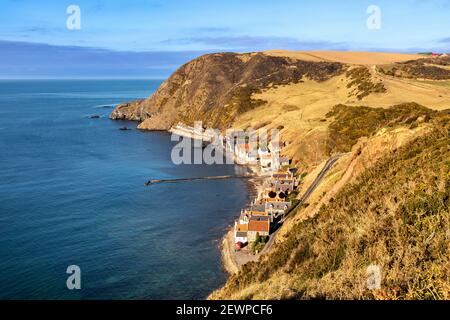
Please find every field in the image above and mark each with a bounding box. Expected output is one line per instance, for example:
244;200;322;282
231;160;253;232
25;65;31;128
233;52;450;167
264;50;423;65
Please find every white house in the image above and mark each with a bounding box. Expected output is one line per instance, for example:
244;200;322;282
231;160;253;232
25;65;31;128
234;221;248;244
258;145;270;157
265;201;291;217
235;142;258;165
247;151;259;165
235;231;248;244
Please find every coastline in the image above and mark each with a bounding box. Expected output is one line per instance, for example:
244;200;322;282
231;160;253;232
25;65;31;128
111;116;267;278
220;166;266;275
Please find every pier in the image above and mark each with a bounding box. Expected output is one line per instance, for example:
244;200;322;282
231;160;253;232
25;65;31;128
145;174;267;186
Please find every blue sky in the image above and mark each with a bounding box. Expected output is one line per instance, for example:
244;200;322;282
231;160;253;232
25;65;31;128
1;0;449;78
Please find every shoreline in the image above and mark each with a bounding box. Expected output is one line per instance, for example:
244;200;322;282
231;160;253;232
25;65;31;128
220;165;266;275
113;117;268;276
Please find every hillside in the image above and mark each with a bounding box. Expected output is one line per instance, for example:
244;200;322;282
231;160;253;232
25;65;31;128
110;50;450;299
378;55;450;80
111;50;450;165
110;52;344;130
111;51;445;135
210;109;450;300
230;53;450;167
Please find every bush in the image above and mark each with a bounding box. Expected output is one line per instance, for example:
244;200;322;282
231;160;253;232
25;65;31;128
326;103;436;153
346;67;386;100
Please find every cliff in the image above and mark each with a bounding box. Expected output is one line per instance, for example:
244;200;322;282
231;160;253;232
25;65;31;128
110;52;344;130
110;50;450;299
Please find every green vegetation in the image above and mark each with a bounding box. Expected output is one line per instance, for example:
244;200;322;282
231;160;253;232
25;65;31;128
379;56;450;80
407;65;450;80
231;87;267;114
286;190;299;203
251;233;269;255
346;67;386;100
326;103;436;153
215;114;450;299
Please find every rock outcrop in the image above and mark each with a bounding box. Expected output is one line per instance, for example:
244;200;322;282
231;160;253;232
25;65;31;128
109;99;145;121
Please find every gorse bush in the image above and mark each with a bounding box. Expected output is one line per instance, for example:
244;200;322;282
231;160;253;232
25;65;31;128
326;102;436;153
346;67;386;100
379;56;450;80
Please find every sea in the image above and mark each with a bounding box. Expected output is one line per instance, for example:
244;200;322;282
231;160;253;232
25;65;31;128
0;79;250;299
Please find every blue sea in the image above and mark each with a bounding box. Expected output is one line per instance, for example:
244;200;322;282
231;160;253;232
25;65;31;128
0;80;250;299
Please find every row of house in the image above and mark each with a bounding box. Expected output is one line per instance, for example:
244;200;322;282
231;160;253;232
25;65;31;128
234;170;297;247
230;139;290;170
172;123;291;170
171;123;217;143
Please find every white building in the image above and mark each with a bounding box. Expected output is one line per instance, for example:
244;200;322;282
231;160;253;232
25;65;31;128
234;221;248;244
258;146;270;157
235;142;258;165
259;153;273;168
235;232;248;244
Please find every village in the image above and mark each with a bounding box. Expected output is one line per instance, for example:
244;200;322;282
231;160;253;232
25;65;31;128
170;123;299;256
229;140;297;255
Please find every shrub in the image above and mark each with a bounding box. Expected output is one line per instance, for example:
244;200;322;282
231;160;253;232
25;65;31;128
326;103;436;153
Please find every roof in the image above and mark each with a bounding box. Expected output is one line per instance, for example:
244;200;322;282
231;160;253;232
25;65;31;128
272;173;292;179
236;223;248;232
250;204;266;212
272;179;295;186
250;215;271;221
248;219;270;233
249;211;268;216
263;198;284;203
236;231;248;238
266;201;291;209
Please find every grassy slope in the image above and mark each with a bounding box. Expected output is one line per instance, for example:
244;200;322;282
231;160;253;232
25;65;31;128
210;52;450;300
211;114;450;300
233;56;450;168
264;51;423;65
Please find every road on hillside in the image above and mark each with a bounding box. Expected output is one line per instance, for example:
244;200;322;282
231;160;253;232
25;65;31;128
259;154;345;256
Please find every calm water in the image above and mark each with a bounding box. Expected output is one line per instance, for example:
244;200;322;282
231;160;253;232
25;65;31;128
0;80;250;299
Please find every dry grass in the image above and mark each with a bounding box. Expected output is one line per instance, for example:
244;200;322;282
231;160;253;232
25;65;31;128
207;51;450;300
211;115;450;300
232;61;450;170
264;51;423;65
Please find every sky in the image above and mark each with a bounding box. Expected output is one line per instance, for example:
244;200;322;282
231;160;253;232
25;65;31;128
1;0;449;78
